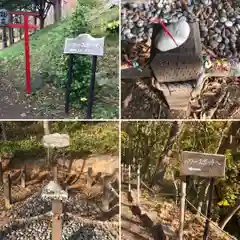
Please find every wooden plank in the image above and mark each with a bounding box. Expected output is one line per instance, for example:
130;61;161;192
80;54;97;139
180;151;226;177
155;81;195;110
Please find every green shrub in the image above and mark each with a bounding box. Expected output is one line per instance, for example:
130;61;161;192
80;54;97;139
55;2;92;108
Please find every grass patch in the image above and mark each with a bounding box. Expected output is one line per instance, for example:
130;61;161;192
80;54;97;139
0;1;119;119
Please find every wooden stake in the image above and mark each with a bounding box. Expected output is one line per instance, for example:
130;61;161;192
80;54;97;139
4;174;11;209
121;164;124;182
137;164;140;205
0;158;3;186
128;164;131;192
102;180;110;211
21;164;26;188
52;199;63;240
179;176;186;240
53;166;58;182
47;147;50;166
87;167;93;188
203;178;215;240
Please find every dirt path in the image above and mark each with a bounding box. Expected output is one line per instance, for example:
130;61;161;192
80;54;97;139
0;79;82;119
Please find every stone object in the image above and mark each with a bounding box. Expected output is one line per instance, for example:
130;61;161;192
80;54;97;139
155;20;190;52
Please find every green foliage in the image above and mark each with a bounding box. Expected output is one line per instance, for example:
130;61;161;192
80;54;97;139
53;3;92;108
0;139;43;159
104;20;119;34
217;149;240;207
0;122;118;159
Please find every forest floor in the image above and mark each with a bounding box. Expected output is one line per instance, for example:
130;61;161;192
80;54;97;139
0;154;119;227
121;40;240;120
121;187;234;240
0;1;119;119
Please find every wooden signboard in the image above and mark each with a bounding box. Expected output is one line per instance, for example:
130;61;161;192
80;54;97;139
0;9;9;27
180;151;226;177
64;34;105;56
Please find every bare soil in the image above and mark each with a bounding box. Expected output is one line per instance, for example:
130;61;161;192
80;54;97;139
121;188;233;240
0;154;119;226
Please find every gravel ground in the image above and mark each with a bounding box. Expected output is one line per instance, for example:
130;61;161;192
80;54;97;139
0;217;117;240
121;0;240;61
0;187;119;240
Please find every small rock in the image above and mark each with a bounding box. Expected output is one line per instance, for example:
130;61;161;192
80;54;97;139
225;21;233;27
210;40;219;49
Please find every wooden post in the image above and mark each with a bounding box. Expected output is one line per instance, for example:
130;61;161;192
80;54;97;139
52;199;63;240
121;164;124;182
21;164;26;188
53;166;58;182
179;176;186;240
87;167;93;188
137;163;140;205
102;180;110;211
47;147;50;166
4;174;11;208
128;164;131;192
203;178;215;240
0;158;3;186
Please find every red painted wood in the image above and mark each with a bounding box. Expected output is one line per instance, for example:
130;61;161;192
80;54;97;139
24;15;31;94
7;23;38;29
8;11;39;16
7;11;38;94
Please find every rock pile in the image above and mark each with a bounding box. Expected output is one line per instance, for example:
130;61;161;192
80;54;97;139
0;218;116;240
0;188;118;240
121;0;240;61
8;192;99;219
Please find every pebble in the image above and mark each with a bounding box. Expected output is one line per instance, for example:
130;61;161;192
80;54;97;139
0;186;118;240
121;0;240;60
225;20;233;27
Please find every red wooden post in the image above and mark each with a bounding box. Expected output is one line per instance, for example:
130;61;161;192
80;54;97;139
24;15;31;94
6;12;39;94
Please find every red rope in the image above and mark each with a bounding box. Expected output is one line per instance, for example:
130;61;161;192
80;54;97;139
149;17;178;47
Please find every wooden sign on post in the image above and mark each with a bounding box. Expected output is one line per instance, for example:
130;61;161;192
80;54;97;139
179;151;226;240
63;34;105;119
180;151;226;177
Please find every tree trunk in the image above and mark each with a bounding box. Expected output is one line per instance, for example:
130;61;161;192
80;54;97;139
8;15;14;45
39;16;45;29
151;121;183;186
197;180;210;216
2;27;7;48
1;122;7;141
54;0;62;23
32;3;37;31
219;198;240;229
19;16;23;39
